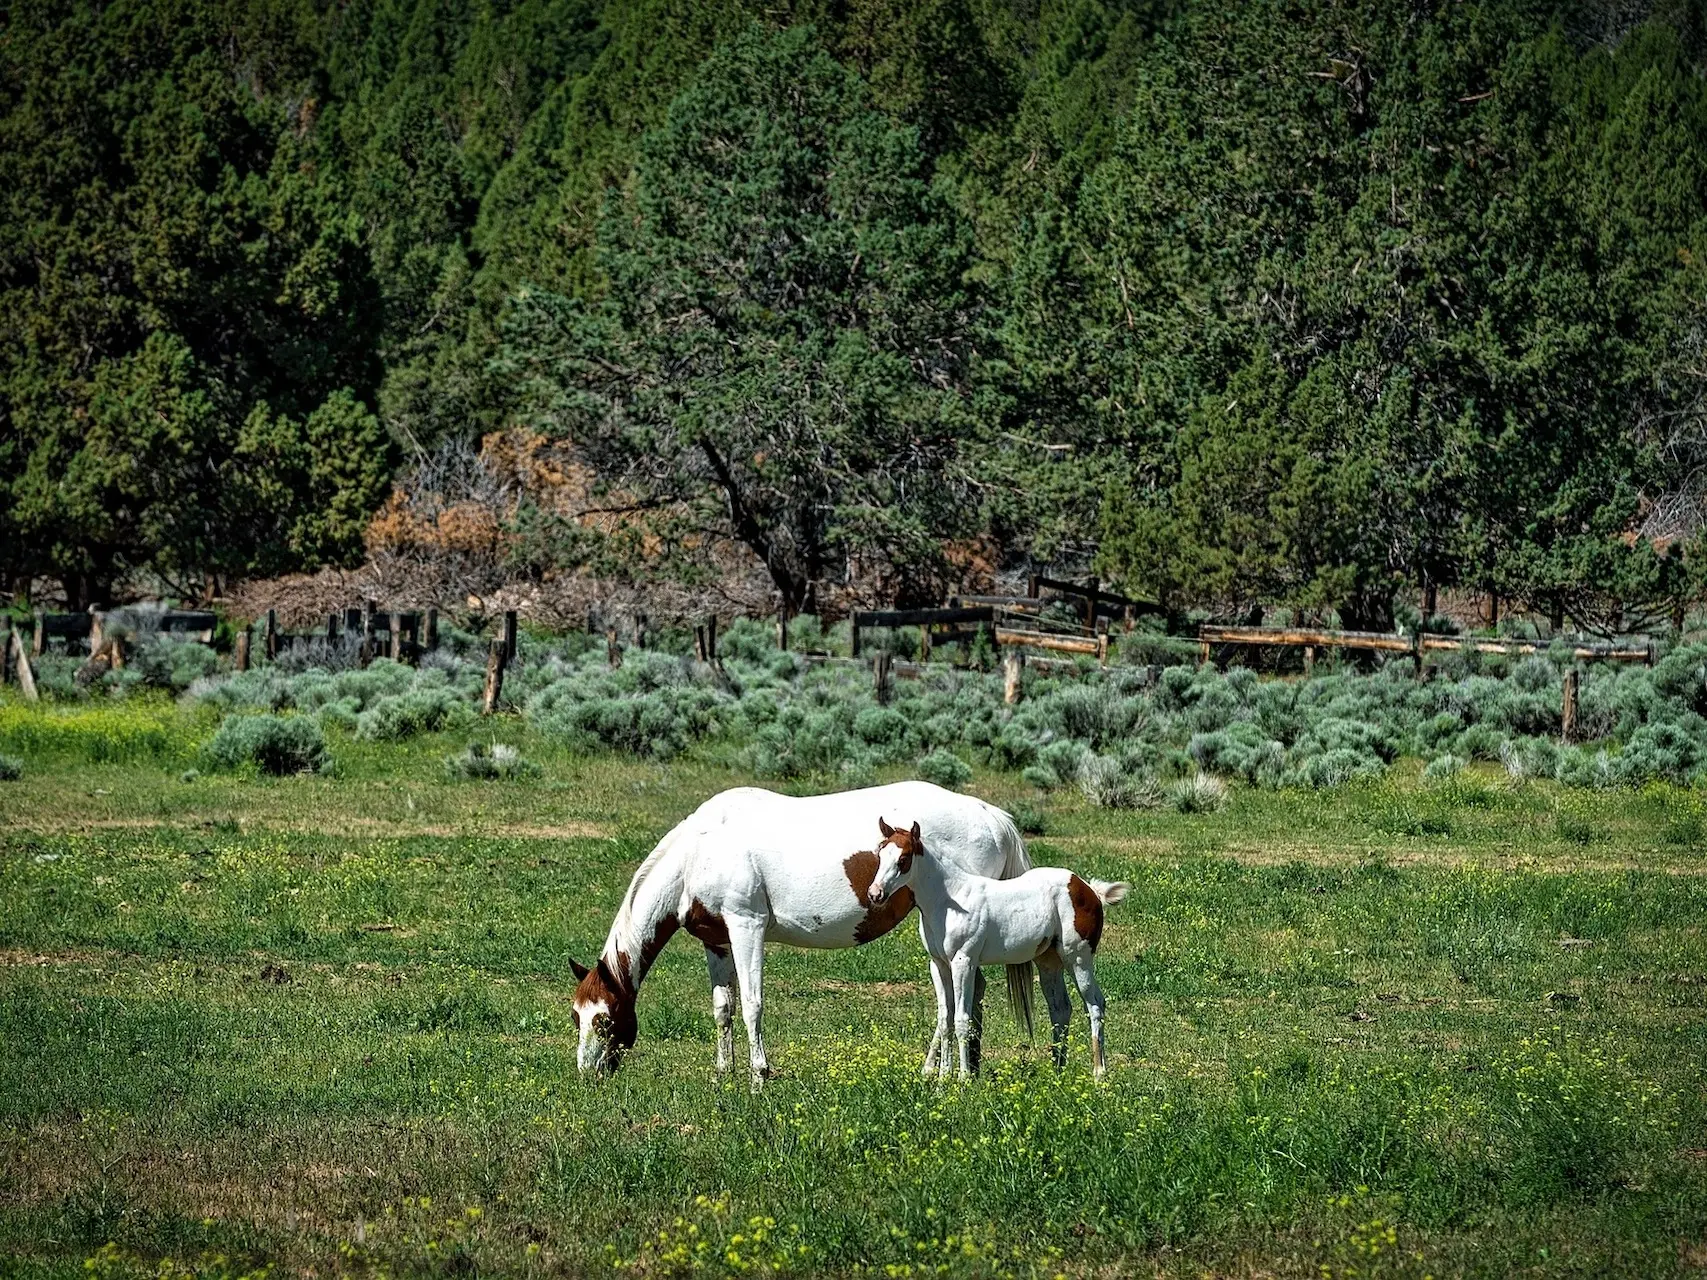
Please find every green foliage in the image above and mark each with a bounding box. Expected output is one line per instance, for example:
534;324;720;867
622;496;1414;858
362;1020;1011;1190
0;754;21;781
914;747;972;790
0;701;183;763
501;23;983;607
8;1;1707;620
200;713;328;776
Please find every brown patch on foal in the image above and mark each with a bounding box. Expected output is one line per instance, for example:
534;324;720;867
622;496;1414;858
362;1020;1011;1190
842;849;917;943
684;899;731;954
1067;874;1104;951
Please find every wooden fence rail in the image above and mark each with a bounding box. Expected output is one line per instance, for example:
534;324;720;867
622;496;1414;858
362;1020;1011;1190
1196;624;1654;669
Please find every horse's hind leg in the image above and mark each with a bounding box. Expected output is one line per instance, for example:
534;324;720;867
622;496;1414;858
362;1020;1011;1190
1065;945;1108;1080
705;945;735;1079
1035;948;1073;1070
968;967;986;1075
728;920;770;1089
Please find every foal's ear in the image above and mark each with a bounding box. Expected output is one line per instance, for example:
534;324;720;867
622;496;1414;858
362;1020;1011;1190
878;817;895;839
909;821;922;845
569;958;591;981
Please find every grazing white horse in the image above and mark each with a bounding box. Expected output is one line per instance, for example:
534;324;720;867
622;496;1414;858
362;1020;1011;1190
568;782;1033;1086
866;818;1128;1080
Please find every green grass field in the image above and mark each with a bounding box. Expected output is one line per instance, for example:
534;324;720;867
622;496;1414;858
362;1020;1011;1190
1;699;1705;1278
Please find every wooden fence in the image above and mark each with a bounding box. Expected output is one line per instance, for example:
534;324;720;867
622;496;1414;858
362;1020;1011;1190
1196;624;1655;671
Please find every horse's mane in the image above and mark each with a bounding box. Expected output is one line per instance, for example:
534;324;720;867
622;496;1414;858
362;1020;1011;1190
603;814;694;962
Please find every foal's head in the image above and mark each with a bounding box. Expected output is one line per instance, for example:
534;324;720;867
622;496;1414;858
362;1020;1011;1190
867;817;924;905
569;957;638;1075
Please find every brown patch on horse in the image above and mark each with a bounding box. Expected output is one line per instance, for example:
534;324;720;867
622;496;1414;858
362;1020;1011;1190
842;849;917;943
684;899;731;954
1067;874;1104;951
632;913;679;985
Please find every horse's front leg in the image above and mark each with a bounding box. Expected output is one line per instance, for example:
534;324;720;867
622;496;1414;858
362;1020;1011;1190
950;955;979;1080
727;919;770;1089
705;945;736;1079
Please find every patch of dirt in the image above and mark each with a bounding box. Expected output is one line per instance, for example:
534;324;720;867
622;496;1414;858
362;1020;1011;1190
814;979;917;998
5;815;611;839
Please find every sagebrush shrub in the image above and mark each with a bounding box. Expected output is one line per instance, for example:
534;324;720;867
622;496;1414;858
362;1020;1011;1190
445;742;540;780
915;747;973;790
0;754;21;781
201;713;328;775
1167;771;1227;814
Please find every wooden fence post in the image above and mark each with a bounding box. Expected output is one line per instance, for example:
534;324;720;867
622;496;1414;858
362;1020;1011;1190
482;638;507;714
33;609;46;657
919;626;932;664
235;631;250;672
1410;630;1423;679
874;650;892;705
606;627;622;668
1562;669;1579;743
1095;617;1109;666
1027;572;1039;599
11;632;38;702
389;612;405;661
1303;645;1315;675
1198;636;1212;667
360;601;375;664
265;609;278;661
424;607;438;652
1003;651;1024;705
635;613;647;650
1084;577;1098;631
850;616;862;658
693;625;707;664
1122;604;1134;633
503;610;518;662
705;615;717;663
776;602;789;651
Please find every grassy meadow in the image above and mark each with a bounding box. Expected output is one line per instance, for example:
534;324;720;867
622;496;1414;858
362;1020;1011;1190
1;696;1705;1278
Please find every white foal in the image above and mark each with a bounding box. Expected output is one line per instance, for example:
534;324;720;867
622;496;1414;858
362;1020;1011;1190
567;782;1032;1087
866;818;1128;1080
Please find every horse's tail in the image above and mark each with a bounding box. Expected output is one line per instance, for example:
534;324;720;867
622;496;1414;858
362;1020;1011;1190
1088;879;1130;906
991;805;1036;1041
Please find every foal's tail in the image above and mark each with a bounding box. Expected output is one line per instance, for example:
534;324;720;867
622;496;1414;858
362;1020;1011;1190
1088;879;1130;906
992;805;1036;1041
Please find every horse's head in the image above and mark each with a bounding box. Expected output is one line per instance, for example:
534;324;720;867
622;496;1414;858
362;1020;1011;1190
569;956;637;1075
868;817;924;905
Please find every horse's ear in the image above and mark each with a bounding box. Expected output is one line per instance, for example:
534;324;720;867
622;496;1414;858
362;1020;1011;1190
569;958;590;981
910;821;922;845
878;817;895;838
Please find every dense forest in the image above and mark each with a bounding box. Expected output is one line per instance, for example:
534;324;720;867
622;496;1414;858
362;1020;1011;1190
6;0;1707;629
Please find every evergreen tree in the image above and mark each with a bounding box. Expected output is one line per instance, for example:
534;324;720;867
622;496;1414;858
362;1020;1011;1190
499;24;983;609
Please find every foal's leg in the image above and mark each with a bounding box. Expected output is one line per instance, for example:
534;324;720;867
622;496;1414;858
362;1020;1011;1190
705;945;736;1078
727;920;770;1089
1034;947;1074;1070
950;955;979;1080
1065;945;1109;1080
923;952;950;1078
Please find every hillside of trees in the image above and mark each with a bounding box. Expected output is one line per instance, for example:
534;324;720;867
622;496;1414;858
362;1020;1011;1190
6;0;1707;629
